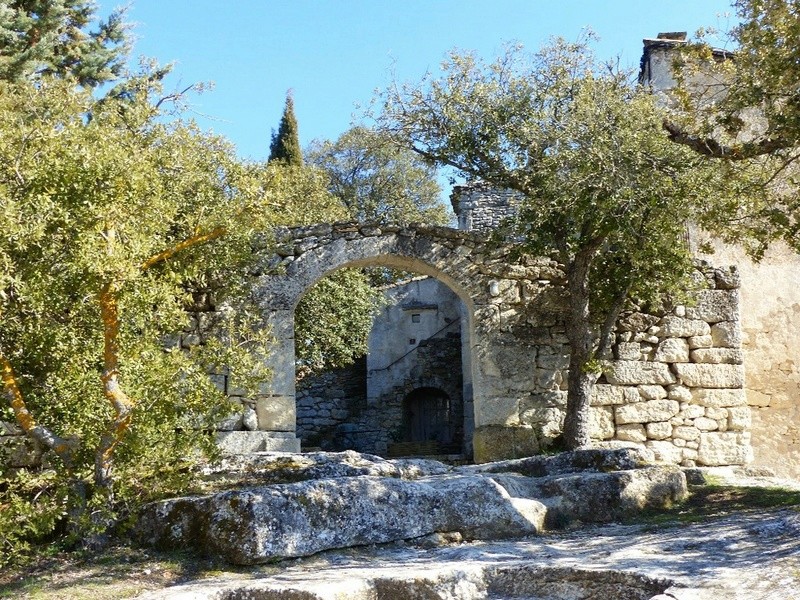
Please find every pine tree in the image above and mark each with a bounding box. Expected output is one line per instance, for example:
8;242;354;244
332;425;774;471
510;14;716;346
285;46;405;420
268;92;303;166
0;0;130;87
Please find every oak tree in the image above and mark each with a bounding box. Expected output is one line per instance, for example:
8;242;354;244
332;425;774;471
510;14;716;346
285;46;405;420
377;39;734;448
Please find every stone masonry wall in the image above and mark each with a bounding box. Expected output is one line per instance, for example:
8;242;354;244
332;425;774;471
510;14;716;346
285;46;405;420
451;182;521;234
259;221;748;465
296;333;463;456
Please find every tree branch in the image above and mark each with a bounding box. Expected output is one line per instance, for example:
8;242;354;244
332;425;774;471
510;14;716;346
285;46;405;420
141;226;227;271
663;119;790;160
1;353;76;469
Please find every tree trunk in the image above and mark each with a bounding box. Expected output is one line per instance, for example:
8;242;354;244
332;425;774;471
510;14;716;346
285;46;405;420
95;280;133;492
561;247;600;449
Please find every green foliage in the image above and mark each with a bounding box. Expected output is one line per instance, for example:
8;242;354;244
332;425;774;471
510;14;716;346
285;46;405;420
668;0;800;254
376;37;738;446
268;93;303;167
0;0;130;86
294;268;384;374
307;126;449;225
0;74;314;555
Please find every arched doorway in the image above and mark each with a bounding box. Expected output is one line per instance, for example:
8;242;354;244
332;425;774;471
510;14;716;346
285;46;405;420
401;387;463;454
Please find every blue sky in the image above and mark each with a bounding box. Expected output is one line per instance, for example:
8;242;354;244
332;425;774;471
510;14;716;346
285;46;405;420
101;1;736;162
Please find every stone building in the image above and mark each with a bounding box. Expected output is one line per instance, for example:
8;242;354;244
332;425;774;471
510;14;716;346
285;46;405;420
641;32;800;477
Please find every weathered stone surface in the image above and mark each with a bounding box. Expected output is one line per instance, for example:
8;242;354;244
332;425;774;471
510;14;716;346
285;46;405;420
657;316;711;338
673;426;701;441
638;385;667;400
646;440;684;463
590;384;639;406
727;406;752;431
687;334;713;349
685;289;739;323
674;364;744;388
653;338;690;363
512;466;687;527
691;388;747;408
694;417;719;431
689;348;744;364
139;448;686;565
710;321;742;348
616;423;647;443
646;422;672;440
216;431;300;454
615;400;680;425
472;425;539;463
604;362;676;386
590;406;615;440
616;342;642;361
202;451;450;486
698;432;753;466
139;474;546;564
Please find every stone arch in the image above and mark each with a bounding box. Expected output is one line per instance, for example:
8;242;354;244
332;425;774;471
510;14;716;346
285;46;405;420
249;221;570;462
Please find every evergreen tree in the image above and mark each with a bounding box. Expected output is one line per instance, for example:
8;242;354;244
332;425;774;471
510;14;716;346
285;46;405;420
268;92;303;166
0;0;130;86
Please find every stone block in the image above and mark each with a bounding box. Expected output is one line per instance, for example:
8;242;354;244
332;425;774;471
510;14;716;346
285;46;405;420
590;406;615;440
687;335;713;349
658;317;710;338
590;384;639;406
603;361;676;386
689;348;743;365
674;364;744;388
256;395;296;431
685;289;739;323
615;400;680;425
727;406;751;431
616;424;647;443
691;388;747;407
646;422;672;440
672;426;701;441
667;385;692;402
694;416;719;431
710;321;742;348
615;342;641;361
653;338;690;363
478;396;521;427
473;425;540;463
638;385;667;400
216;431;300;454
704;407;728;420
646;441;683;464
680;404;705;419
698;432;752;466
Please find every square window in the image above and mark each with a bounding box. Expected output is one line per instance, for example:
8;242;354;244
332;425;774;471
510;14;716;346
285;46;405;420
411;313;421;323
409;338;416;345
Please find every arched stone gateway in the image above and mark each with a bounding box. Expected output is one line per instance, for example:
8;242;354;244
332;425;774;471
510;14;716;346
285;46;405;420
223;220;750;467
238;221;571;462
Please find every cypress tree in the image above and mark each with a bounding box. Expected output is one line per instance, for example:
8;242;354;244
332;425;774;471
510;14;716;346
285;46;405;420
268;92;303;166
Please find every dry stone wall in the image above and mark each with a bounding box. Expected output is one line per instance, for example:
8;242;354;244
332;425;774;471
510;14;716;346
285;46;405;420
255;221;748;466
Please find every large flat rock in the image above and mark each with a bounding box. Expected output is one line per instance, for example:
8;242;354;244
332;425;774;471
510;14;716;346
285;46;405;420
138;449;686;565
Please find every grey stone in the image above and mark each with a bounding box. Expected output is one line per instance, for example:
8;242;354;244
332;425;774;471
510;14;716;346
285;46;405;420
615;400;680;425
710;321;742;348
691;388;747;408
604;362;677;386
674;364;744;388
653;338;690;363
685;290;739;323
698;432;753;466
657;317;711;338
689;348;744;364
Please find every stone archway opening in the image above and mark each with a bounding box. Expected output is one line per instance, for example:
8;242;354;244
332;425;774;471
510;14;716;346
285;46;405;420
293;267;471;460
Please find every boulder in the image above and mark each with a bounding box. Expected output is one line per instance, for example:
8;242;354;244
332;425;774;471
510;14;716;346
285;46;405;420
138;474;546;564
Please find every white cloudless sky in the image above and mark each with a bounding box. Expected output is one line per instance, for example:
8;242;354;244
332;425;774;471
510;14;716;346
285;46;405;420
99;1;736;162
